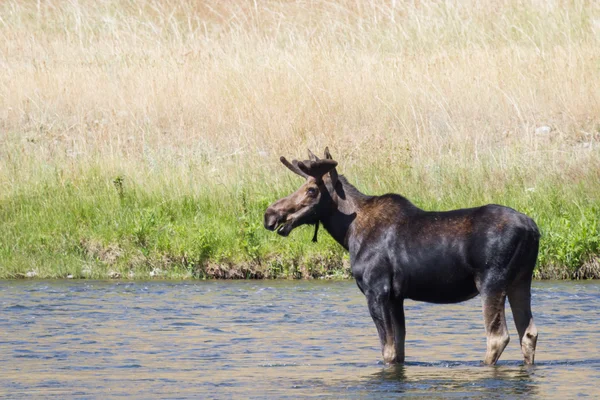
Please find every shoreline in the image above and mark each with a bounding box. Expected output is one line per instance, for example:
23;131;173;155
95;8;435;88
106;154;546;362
5;256;600;281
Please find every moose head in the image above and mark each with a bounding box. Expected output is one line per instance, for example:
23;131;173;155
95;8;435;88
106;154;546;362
263;148;339;240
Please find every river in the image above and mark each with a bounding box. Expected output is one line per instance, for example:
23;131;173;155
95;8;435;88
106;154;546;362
1;280;599;398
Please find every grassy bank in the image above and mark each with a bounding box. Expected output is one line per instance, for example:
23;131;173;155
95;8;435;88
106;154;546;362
1;0;599;279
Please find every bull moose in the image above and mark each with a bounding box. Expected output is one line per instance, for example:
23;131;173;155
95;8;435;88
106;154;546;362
264;148;539;365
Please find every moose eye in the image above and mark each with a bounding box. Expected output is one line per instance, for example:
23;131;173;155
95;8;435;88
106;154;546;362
306;187;318;197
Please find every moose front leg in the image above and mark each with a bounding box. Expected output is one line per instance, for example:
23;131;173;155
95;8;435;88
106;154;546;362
366;288;399;364
391;300;406;363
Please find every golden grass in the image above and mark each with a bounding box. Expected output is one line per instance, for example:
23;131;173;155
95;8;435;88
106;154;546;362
0;0;599;278
2;0;599;188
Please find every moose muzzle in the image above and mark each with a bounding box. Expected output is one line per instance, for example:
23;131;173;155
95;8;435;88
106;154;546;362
263;207;281;231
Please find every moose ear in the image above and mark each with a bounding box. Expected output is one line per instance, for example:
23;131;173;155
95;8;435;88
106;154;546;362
307;149;320;161
323;147;338;186
297;159;338;179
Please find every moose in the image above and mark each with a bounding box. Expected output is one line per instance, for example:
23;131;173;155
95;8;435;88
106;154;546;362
264;148;540;365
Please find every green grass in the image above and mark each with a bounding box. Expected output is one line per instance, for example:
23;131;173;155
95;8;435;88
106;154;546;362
1;158;598;280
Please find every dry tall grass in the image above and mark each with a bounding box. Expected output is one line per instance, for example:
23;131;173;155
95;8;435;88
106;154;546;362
2;0;599;188
1;0;599;278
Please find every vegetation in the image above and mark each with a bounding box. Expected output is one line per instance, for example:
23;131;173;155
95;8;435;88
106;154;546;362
1;0;599;279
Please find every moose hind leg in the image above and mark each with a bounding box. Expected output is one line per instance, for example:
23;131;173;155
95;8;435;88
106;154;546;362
481;292;510;365
508;281;538;365
366;289;397;364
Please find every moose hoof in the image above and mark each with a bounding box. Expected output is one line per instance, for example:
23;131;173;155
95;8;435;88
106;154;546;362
383;344;397;364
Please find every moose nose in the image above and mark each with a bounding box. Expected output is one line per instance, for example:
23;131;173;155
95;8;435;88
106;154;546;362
264;208;279;231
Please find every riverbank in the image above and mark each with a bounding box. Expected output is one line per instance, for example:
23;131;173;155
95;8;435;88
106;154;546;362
1;164;599;280
1;0;599;279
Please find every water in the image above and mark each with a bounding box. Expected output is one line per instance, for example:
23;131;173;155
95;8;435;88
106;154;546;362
1;280;599;399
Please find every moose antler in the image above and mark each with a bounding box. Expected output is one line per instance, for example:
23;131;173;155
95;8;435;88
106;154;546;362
297;159;338;178
280;156;309;178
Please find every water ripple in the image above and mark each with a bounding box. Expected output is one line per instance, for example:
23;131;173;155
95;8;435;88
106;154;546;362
0;280;598;398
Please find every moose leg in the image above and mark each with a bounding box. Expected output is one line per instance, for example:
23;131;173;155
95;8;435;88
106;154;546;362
391;300;406;363
366;290;397;364
508;280;538;365
481;291;510;365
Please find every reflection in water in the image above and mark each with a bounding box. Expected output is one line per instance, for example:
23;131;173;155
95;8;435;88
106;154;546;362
0;280;599;398
363;363;538;398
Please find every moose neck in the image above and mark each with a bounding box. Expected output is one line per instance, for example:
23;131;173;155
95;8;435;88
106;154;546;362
319;176;371;250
